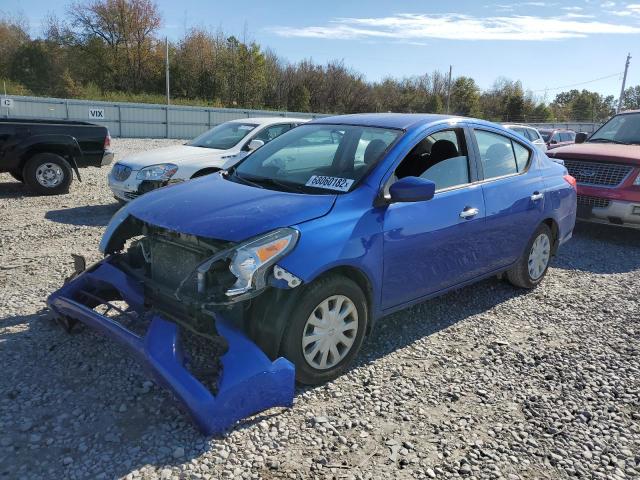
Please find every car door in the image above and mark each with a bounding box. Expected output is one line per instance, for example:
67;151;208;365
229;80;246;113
381;125;487;310
470;126;545;272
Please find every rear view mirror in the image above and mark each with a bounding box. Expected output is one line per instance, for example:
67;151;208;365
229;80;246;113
247;139;265;151
575;132;588;144
389;176;436;203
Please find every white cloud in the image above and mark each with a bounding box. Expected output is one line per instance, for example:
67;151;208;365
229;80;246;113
270;13;640;42
562;6;584;10
601;1;616;7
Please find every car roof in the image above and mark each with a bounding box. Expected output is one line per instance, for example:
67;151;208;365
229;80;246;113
503;124;535;129
309;113;462;130
227;117;310;126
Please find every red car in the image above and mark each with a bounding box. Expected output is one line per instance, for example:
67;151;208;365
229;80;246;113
539;128;576;150
546;110;640;229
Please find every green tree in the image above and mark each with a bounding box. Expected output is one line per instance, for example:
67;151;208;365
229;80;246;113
622;85;640;111
450;76;480;116
288;84;310;112
9;41;56;95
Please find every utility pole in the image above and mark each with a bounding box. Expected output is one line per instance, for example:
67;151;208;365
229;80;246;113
617;53;631;113
446;65;452;114
165;37;170;105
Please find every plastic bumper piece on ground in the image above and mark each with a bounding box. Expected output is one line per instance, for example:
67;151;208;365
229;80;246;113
46;260;295;436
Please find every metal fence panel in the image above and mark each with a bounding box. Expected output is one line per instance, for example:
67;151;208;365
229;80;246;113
1;94;604;138
0;95;324;139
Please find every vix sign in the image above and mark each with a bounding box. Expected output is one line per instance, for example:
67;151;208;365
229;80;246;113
89;108;105;120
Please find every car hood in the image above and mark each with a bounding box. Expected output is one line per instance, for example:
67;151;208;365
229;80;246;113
546;143;640;164
118;145;227;169
126;174;337;242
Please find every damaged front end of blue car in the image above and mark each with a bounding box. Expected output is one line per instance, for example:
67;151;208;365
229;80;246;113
47;202;301;436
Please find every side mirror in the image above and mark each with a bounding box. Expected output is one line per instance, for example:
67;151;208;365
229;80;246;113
575;132;588;144
550;139;558;145
247;139;265;151
388;176;436;203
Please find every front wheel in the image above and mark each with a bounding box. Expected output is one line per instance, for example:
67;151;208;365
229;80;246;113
24;153;73;195
280;275;368;385
506;223;553;289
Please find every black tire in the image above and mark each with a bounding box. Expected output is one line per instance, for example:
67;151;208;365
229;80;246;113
280;274;368;385
9;170;24;182
506;223;553;289
24;153;73;195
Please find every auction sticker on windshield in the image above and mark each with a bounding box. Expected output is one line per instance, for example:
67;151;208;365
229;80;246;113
306;175;354;192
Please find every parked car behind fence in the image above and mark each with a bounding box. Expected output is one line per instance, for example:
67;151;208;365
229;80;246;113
108;117;308;202
502;124;547;152
546;110;640;229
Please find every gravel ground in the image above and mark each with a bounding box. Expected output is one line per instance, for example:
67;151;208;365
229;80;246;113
1;138;639;480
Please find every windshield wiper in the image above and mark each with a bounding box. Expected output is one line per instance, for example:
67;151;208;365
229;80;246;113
230;171;264;189
232;173;303;193
589;138;630;145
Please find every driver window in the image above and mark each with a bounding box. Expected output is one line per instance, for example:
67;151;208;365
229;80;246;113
394;128;471;191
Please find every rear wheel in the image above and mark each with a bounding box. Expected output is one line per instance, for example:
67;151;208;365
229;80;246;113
24;153;73;195
506;223;553;289
280;274;368;385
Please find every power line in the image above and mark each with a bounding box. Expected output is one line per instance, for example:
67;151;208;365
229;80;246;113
531;72;623;93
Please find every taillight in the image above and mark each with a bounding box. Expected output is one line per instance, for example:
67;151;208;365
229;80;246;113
104;132;111;150
564;174;577;190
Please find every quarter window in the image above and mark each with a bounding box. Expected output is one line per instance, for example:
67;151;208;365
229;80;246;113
474;130;531;179
394;128;470;191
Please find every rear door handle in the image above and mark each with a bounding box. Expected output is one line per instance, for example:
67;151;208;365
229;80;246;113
531;192;544;201
459;207;479;219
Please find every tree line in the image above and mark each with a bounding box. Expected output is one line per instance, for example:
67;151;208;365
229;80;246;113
1;1;638;123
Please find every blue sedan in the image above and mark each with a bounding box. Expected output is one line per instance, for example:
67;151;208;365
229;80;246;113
55;114;577;389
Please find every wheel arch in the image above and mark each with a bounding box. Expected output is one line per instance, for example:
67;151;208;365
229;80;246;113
541;217;560;254
306;264;376;333
247;263;376;360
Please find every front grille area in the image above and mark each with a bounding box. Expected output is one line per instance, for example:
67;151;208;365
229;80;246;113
563;159;632;187
577;194;611;209
112;163;132;181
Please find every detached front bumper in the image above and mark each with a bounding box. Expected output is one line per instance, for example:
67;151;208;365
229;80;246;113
47;258;295;436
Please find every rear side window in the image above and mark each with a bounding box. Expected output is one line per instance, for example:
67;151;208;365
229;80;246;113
474;130;531;179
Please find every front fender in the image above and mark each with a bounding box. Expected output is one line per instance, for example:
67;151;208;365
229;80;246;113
277;186;385;318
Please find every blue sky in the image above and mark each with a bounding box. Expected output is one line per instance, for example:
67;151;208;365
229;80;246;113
3;0;639;101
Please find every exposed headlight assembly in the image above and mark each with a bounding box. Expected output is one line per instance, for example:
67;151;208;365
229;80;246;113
136;163;178;181
187;228;299;301
226;228;299;296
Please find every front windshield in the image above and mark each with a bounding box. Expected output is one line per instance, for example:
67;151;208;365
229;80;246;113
589;112;640;145
539;130;552;142
188;122;258;150
232;124;402;194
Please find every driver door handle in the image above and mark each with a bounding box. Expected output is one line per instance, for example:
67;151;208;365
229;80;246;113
531;192;544;201
459;207;479;219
